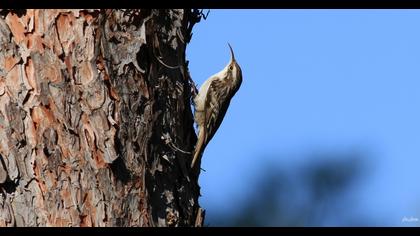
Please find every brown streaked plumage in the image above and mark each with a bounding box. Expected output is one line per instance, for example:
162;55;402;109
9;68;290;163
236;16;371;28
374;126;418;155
191;44;243;168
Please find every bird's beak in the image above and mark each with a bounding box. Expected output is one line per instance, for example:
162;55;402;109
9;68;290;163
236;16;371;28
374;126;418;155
228;43;235;62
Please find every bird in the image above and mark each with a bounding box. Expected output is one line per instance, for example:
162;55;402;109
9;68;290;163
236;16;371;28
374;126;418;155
191;43;243;168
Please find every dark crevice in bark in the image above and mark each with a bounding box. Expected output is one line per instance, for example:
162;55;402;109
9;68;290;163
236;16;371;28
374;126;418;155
110;143;130;184
1;179;18;194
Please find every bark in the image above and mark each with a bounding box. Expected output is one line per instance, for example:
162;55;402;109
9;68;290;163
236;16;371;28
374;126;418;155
0;9;204;227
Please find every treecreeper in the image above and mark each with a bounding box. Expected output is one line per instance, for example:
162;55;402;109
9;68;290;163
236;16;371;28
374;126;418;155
191;44;243;168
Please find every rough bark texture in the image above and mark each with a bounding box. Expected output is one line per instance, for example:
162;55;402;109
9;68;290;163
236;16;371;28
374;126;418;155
0;9;204;227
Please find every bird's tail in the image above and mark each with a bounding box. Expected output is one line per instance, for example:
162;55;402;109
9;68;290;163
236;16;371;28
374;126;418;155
191;128;206;168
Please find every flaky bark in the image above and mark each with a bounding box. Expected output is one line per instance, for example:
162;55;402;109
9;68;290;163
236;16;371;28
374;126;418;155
0;9;204;227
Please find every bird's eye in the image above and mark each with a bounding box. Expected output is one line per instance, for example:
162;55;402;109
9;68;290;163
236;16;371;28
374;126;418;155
229;66;233;71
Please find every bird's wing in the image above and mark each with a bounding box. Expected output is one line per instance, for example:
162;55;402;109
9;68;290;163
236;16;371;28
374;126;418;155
204;78;232;145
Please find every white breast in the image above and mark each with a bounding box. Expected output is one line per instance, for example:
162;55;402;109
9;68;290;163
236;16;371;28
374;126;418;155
194;69;226;111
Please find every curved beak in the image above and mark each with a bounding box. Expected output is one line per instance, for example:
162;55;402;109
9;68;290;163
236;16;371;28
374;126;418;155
228;43;235;62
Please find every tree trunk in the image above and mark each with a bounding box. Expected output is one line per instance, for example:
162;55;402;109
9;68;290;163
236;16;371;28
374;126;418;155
0;9;204;227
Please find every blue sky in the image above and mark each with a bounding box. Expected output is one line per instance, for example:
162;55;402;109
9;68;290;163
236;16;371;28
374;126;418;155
186;10;420;226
